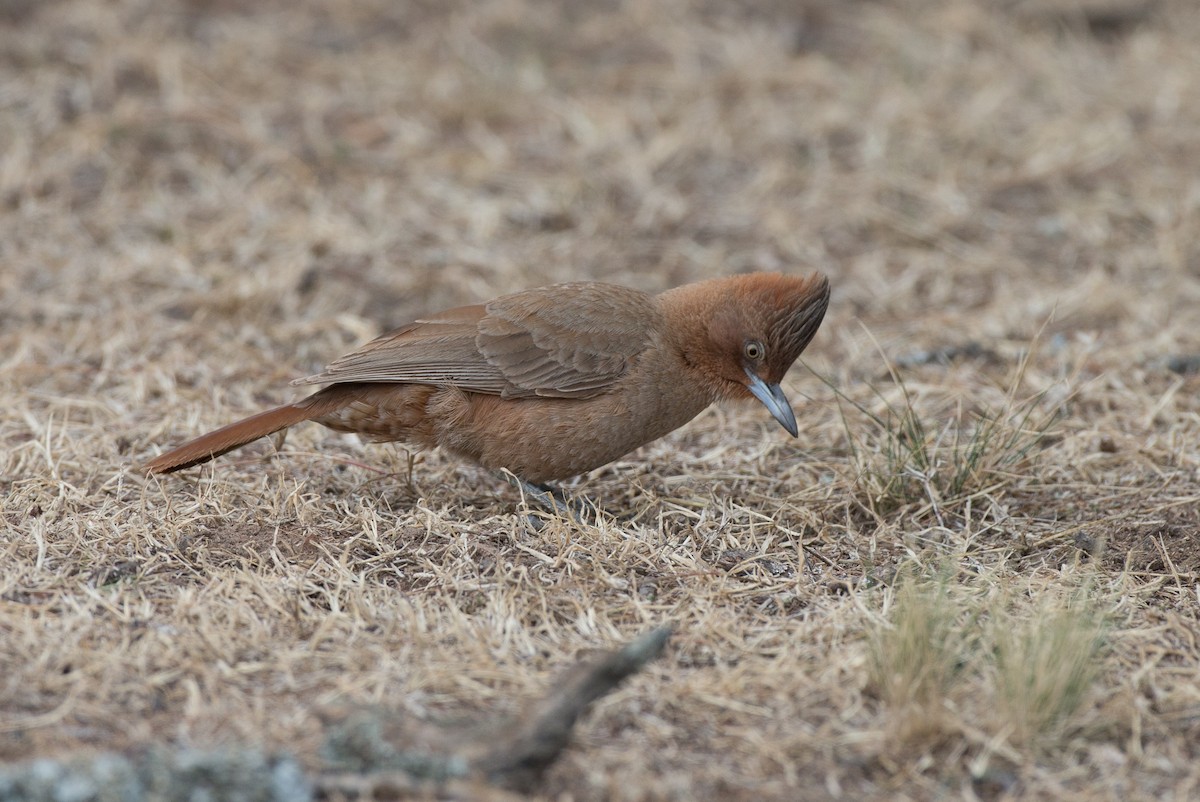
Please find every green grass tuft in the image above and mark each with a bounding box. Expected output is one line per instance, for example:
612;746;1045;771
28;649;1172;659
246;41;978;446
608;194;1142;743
824;334;1060;521
991;589;1109;747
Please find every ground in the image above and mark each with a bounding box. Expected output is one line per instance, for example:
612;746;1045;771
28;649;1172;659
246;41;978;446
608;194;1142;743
3;0;1200;799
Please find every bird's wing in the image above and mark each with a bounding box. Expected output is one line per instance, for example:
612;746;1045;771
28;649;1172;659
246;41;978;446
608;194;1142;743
292;283;659;399
477;282;658;398
291;303;508;392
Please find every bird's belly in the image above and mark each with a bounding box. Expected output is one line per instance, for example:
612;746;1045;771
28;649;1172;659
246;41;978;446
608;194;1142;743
446;384;712;484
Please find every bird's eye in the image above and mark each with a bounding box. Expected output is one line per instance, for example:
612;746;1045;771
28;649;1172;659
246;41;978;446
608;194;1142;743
744;341;765;361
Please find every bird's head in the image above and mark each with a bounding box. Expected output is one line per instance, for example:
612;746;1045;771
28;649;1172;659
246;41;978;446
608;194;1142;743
669;272;829;437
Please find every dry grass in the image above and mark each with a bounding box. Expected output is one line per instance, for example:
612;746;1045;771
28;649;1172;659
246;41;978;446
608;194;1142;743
4;0;1200;798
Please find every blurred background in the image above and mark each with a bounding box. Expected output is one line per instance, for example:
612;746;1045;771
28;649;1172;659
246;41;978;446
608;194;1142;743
5;0;1198;393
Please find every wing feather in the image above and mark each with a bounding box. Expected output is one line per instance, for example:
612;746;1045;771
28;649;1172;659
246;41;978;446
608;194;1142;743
292;283;660;398
478;282;658;398
291;304;508;392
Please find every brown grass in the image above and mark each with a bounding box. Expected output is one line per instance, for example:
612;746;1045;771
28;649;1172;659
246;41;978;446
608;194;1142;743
4;0;1200;798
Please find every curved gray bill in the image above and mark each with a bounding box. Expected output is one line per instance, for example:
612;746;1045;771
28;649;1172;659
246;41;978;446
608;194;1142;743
746;371;798;437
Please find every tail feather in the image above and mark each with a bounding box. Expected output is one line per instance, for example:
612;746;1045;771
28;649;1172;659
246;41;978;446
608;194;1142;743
143;402;317;474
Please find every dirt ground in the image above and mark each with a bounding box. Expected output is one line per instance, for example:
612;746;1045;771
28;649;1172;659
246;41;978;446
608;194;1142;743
3;0;1200;799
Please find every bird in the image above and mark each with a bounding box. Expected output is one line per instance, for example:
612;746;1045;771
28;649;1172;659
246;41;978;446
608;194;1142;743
143;272;830;504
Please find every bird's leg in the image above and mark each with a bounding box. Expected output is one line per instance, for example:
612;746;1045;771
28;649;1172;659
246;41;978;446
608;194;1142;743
518;479;568;515
503;474;601;526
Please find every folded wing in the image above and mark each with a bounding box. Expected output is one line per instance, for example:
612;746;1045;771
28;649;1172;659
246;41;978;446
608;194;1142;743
293;283;659;399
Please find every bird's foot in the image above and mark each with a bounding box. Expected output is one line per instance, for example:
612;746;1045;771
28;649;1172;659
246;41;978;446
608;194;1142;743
506;476;603;527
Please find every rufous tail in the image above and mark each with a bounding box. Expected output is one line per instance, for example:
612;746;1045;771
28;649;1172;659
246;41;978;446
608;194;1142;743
143;401;320;474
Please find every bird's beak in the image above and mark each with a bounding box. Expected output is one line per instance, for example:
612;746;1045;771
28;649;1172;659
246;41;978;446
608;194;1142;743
745;370;798;437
